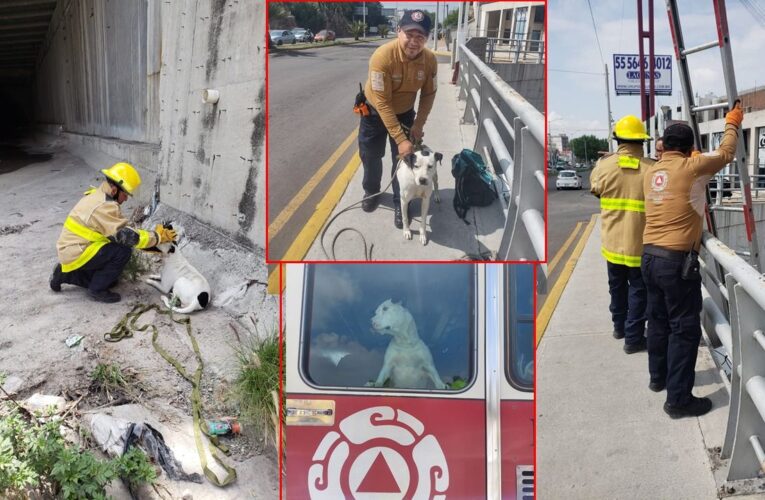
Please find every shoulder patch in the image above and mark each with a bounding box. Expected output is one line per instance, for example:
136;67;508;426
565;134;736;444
371;71;384;91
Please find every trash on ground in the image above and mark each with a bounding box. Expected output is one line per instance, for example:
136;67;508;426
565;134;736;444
207;417;241;436
65;334;84;347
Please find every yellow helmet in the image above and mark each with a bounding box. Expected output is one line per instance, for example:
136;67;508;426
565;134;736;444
101;162;141;195
613;115;650;141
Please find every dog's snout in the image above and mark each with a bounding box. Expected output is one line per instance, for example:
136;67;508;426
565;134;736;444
418;178;429;186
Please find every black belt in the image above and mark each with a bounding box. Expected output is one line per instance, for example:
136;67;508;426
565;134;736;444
643;244;686;262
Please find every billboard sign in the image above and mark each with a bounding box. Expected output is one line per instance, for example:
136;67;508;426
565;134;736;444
613;54;673;96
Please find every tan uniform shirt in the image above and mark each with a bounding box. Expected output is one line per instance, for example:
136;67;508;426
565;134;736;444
643;123;738;251
56;182;158;266
364;39;438;144
590;143;654;267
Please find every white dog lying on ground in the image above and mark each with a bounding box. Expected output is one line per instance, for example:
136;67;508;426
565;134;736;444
396;146;443;245
145;237;211;314
370;299;447;389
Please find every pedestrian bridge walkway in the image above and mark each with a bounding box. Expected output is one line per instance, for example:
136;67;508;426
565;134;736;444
536;217;765;499
304;43;545;262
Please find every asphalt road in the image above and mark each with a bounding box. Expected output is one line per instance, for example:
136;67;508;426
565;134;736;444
541;169;599;305
267;39;388;260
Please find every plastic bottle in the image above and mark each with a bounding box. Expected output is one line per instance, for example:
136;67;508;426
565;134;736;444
207;418;241;436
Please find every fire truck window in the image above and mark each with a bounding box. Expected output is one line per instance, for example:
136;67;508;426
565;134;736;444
302;264;475;391
505;265;534;390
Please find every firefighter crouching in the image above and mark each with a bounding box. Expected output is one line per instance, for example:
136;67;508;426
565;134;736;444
641;102;744;418
590;115;654;354
49;162;177;303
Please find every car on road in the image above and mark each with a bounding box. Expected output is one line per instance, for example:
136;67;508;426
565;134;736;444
314;29;336;42
556;170;583;190
292;28;313;42
270;30;296;45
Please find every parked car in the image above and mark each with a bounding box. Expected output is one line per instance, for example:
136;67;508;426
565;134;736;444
270;30;296;45
555;170;583;190
292;28;313;42
314;29;336;42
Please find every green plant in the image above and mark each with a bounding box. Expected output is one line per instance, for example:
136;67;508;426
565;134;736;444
91;363;126;390
121;251;149;282
234;332;284;450
0;406;155;498
350;20;366;40
378;24;390;38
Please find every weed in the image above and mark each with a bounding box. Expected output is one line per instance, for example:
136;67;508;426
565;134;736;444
0;405;155;499
233;331;284;450
121;251;149;282
91;363;126;390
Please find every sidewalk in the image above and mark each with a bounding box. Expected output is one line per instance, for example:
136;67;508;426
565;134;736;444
537;220;739;499
304;61;507;261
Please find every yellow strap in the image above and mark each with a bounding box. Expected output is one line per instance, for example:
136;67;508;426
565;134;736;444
601;247;642;267
600;197;645;213
136;229;153;249
64;217;108;242
61;240;110;272
618;155;640;169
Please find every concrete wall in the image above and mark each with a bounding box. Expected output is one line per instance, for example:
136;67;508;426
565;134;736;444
32;0;266;250
157;0;266;248
35;0;159;143
489;63;544;112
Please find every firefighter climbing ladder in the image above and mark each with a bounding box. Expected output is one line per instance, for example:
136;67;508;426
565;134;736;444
665;0;761;270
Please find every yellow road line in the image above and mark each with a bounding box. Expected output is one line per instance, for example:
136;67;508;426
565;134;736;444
548;221;583;274
267;150;363;294
268;128;358;239
536;214;598;345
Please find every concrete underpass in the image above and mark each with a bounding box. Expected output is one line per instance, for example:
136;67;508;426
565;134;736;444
0;1;278;497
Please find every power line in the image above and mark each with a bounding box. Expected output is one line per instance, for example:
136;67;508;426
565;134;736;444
586;0;605;66
739;0;765;27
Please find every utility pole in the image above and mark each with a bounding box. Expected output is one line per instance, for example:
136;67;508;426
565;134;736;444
433;1;439;50
605;63;614;152
363;1;366;40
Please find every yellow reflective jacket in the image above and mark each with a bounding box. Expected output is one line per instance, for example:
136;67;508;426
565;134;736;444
590;143;655;267
56;182;158;272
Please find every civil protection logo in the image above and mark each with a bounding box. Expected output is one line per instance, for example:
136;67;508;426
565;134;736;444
651;170;668;191
412;11;424;22
308;406;450;499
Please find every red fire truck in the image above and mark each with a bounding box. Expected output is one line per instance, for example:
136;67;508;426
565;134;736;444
284;263;534;499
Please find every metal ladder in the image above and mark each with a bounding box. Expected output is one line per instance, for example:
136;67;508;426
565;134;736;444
665;0;760;269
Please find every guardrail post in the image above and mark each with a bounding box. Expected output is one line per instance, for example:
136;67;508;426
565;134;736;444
722;273;741;460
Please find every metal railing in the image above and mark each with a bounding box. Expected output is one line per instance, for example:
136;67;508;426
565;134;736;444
699;232;765;486
457;42;545;275
485;37;545;64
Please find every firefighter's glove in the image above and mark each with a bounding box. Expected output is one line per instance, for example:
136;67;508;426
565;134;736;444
725;101;743;128
155;224;177;244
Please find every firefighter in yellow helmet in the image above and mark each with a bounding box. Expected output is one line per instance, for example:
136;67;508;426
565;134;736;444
49;162;177;303
590;115;654;353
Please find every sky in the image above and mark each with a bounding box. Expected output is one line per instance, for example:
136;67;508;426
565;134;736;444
549;0;765;139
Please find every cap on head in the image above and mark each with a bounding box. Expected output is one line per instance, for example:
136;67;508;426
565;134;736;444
399;10;432;35
613;115;650;141
662;123;695;150
101;162;141;195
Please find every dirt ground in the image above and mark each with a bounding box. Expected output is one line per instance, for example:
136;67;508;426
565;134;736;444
0;139;279;499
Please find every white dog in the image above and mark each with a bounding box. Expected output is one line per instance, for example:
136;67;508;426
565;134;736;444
370;299;447;389
396;147;443;245
145;240;211;314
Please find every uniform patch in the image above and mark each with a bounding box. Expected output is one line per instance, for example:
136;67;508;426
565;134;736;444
651;171;669;192
371;71;384;91
417;69;425;81
412;11;424;21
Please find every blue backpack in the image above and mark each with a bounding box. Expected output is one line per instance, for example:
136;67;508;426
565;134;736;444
451;149;498;220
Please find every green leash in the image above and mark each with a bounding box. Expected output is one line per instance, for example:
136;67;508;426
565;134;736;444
105;304;237;487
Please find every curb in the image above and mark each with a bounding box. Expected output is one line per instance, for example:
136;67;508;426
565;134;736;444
269;37;386;53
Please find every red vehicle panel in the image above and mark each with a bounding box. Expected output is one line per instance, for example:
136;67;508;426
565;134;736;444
501;400;534;498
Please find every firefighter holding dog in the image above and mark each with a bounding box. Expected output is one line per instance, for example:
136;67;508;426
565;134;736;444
590;115;654;355
357;9;438;229
49;162;176;303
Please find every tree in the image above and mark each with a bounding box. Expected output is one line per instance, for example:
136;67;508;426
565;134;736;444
569;135;609;164
350;20;366;40
378;24;390;38
289;3;326;33
268;3;290;28
443;10;460;28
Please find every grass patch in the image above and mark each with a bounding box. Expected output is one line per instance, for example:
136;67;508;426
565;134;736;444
90;363;126;391
0;405;156;499
121;251;149;282
233;332;284;451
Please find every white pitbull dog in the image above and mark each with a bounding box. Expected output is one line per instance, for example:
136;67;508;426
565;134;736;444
396;146;443;245
370;299;448;389
145;240;211;314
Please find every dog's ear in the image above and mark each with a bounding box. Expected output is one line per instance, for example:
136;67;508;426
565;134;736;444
406;153;417;168
168;243;176;254
435;152;443;164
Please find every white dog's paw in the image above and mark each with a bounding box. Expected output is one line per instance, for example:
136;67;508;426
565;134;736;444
403;229;412;240
419;231;428;245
